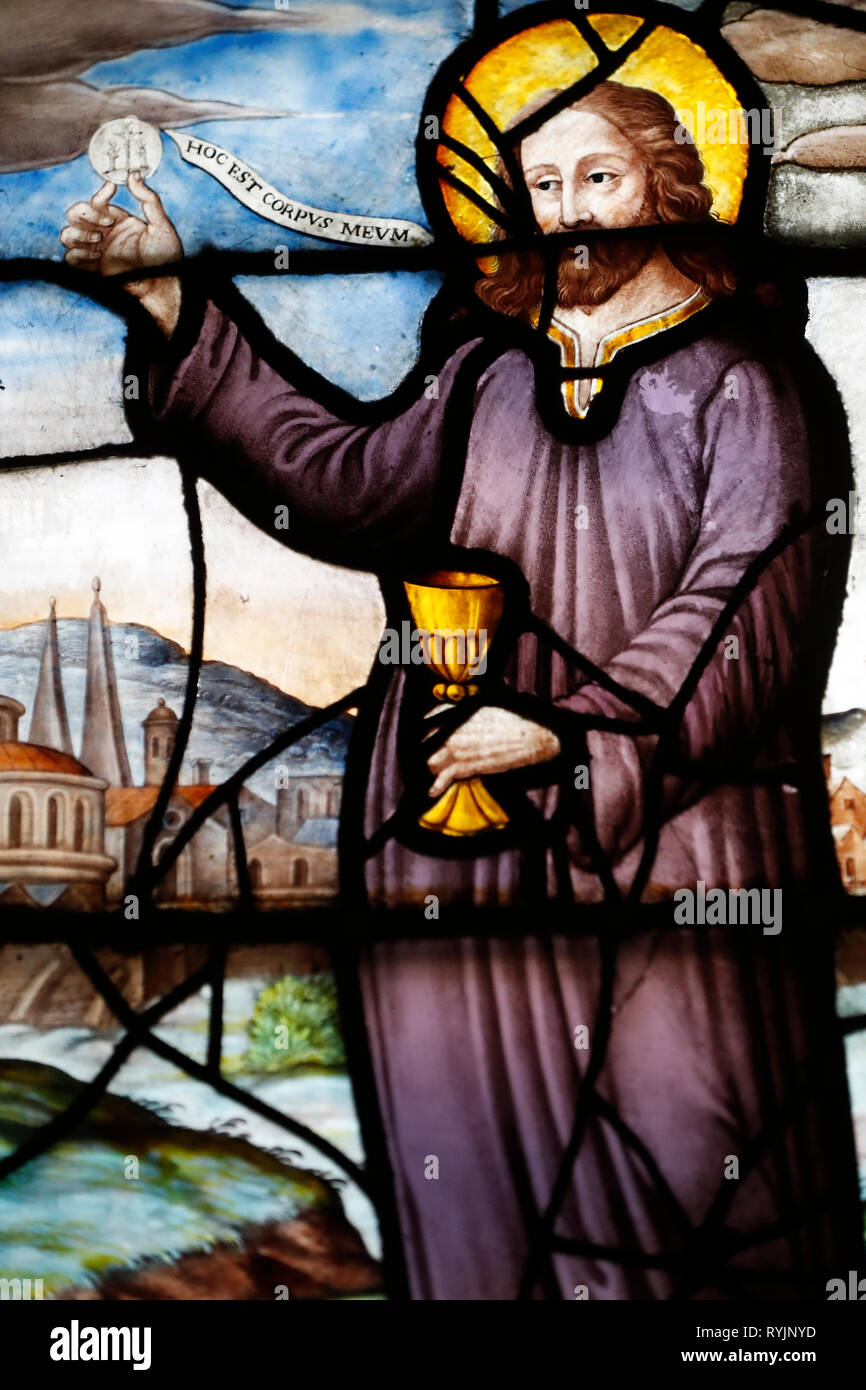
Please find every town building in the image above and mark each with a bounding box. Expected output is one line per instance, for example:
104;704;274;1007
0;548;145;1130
0;580;341;910
826;767;866;893
0;653;114;910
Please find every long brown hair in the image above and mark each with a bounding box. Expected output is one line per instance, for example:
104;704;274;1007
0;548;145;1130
473;81;740;320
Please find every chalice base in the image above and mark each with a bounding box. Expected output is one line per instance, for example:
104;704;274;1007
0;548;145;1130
419;777;509;836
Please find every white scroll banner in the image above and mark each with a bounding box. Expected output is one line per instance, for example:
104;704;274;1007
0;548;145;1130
165;131;433;247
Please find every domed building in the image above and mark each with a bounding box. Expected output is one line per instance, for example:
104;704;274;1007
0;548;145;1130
142;697;179;785
0;694;115;909
0;580;342;911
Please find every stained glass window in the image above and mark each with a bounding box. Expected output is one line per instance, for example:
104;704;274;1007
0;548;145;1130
1;0;865;1329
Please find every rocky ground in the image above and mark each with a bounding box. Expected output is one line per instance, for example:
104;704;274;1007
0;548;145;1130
0;1053;380;1300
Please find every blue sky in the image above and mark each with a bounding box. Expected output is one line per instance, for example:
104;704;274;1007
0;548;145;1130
0;0;700;426
0;1;470;419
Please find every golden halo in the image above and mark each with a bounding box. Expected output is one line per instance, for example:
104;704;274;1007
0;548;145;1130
437;15;749;261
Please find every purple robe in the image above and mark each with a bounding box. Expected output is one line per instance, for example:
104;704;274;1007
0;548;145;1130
135;292;861;1298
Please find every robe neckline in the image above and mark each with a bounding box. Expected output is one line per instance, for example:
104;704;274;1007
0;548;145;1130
532;287;711;419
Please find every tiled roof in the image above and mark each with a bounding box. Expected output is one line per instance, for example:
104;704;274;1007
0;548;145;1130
293;816;339;848
105;787;159;826
0;741;91;777
106;784;219;826
178;784;218;809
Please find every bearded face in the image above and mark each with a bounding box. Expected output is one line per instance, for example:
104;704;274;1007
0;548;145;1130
520;106;657;310
473;85;733;321
554;191;657;308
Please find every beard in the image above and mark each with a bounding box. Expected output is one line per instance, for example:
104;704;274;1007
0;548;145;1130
471;193;731;323
556;235;653;308
555;195;657;309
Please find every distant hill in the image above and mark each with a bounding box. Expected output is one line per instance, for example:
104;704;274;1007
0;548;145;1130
0;619;350;803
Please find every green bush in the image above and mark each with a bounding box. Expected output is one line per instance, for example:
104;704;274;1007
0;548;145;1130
240;973;346;1072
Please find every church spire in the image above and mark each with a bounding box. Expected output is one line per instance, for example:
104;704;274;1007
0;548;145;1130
29;597;73;754
80;577;132;786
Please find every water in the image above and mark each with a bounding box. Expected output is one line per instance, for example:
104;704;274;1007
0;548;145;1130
0;976;381;1284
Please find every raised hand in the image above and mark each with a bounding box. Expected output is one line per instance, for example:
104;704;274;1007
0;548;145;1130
59;174;183;335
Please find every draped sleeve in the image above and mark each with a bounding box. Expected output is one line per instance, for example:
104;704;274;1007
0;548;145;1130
128;293;485;569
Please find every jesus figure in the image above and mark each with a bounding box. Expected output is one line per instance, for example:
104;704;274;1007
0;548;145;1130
60;80;862;1299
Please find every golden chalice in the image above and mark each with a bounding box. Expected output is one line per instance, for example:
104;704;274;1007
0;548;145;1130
403;570;510;837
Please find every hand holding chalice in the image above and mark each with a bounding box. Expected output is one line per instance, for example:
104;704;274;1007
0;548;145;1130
403;570;510;837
